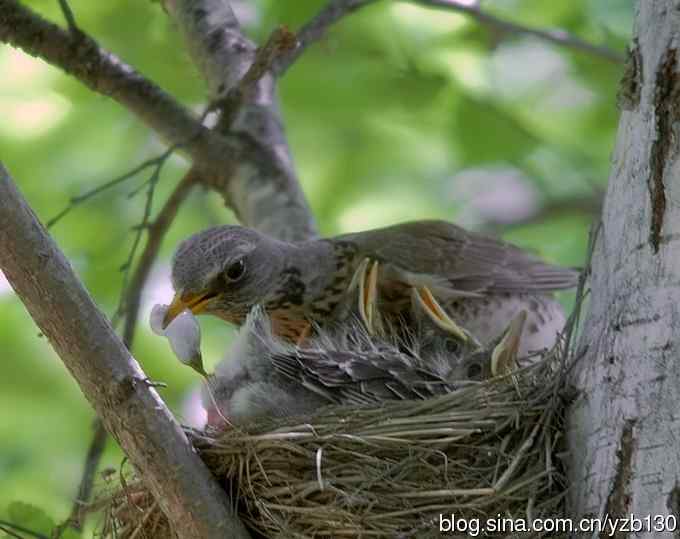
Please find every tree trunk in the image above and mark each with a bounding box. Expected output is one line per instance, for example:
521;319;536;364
567;1;680;534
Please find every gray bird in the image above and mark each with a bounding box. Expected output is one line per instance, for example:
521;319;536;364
165;220;577;356
202;306;527;428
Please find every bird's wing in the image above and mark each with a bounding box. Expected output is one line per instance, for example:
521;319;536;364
339;220;579;295
271;348;455;405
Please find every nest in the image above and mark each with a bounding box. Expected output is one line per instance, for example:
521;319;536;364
96;347;568;538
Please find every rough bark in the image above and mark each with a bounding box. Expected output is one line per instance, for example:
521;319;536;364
0;164;251;539
163;0;317;241
567;2;680;535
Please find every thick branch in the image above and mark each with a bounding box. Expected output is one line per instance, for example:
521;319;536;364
0;164;250;539
567;0;680;523
162;0;318;241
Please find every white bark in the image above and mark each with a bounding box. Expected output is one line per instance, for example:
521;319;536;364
567;2;680;534
163;0;317;241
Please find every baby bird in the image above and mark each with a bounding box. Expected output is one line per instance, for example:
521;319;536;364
202;306;526;428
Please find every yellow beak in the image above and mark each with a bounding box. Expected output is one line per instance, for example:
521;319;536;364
162;292;213;329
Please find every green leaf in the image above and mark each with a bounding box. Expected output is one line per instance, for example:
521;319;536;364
60;527;82;539
5;501;55;536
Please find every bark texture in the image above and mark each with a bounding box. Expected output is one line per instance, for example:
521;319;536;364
0;165;251;539
567;2;680;534
164;0;317;241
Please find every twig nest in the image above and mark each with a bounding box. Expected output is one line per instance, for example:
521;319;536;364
97;349;568;539
150;303;207;377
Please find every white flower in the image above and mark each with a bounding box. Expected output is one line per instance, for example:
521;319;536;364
150;303;207;376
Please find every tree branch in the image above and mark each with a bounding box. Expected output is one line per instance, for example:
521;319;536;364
414;0;625;63
0;0;225;161
46;151;177;229
121;171;197;347
482;192;603;233
55;158;198;536
0;0;317;241
273;0;379;76
219;26;298;125
161;0;318;241
0;163;251;539
62;172;198;534
56;0;79;33
0;521;47;539
273;0;624;76
0;0;309;241
64;419;108;532
567;0;680;520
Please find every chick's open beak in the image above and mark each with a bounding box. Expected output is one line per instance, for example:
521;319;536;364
162;292;213;329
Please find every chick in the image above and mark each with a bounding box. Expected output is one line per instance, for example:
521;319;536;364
201;306;525;428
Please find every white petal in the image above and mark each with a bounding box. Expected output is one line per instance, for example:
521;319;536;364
165;309;202;365
149;304;169;336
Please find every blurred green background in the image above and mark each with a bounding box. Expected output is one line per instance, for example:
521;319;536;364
0;0;631;534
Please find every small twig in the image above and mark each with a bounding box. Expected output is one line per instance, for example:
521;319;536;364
0;524;22;539
563;220;601;364
121;170;197;347
415;0;624;64
0;521;49;539
143;378;169;389
51;102;212;328
237;26;297;99
128;501;159;539
56;0;79;33
219;26;298;126
274;0;623;76
47;154;176;229
483;192;603;233
56;419;109;534
113;152;171;324
114;137;206;326
274;0;378;76
3;0;318;240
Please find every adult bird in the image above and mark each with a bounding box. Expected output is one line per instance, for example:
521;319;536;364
164;220;578;356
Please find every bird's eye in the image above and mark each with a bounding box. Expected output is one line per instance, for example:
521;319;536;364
225;259;246;282
445;338;460;354
466;362;482;380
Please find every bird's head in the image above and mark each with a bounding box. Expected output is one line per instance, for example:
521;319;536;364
163;226;284;328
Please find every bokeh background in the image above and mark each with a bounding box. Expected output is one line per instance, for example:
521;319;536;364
0;0;631;533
